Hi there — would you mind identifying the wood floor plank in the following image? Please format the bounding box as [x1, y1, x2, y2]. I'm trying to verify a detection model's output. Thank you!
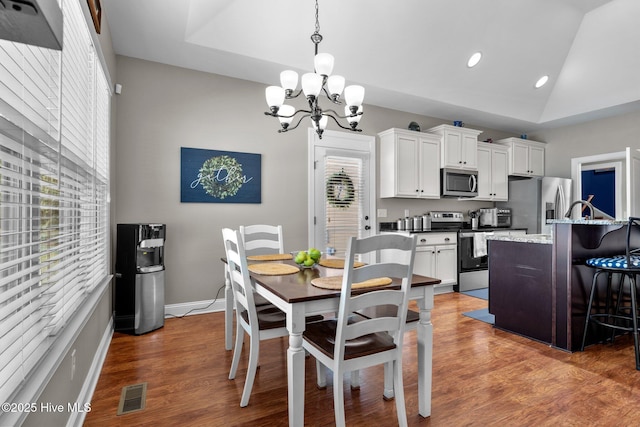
[85, 293, 640, 426]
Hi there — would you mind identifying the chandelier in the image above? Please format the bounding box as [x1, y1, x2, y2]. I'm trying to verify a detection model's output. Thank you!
[264, 0, 364, 139]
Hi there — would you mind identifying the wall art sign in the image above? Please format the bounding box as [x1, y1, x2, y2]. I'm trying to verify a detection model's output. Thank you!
[87, 0, 102, 34]
[180, 147, 261, 203]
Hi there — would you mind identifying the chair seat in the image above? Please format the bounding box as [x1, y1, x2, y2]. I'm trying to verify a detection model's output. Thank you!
[356, 306, 419, 324]
[240, 306, 323, 330]
[303, 319, 396, 360]
[586, 255, 640, 269]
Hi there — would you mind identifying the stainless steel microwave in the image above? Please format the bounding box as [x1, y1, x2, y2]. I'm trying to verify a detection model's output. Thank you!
[440, 168, 478, 198]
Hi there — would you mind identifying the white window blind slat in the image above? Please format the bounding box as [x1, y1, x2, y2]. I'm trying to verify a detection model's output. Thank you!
[0, 0, 110, 409]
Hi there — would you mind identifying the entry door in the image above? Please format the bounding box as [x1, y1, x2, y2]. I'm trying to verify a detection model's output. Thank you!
[309, 129, 376, 263]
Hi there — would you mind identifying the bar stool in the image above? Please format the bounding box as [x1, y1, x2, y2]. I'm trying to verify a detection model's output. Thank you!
[580, 217, 640, 370]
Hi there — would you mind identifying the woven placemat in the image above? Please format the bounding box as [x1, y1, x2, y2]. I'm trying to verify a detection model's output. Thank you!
[311, 276, 392, 290]
[247, 253, 293, 261]
[248, 263, 299, 276]
[318, 259, 365, 269]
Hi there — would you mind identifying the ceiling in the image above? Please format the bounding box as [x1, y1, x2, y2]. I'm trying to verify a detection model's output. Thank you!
[103, 0, 640, 133]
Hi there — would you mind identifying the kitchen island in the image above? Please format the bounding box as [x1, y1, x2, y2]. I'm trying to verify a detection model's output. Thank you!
[488, 219, 632, 351]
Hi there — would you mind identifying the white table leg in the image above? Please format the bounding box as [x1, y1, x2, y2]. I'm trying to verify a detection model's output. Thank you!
[224, 264, 234, 350]
[416, 286, 434, 417]
[287, 308, 306, 427]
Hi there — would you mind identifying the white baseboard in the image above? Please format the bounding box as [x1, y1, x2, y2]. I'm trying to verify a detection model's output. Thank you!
[165, 298, 226, 318]
[69, 317, 113, 427]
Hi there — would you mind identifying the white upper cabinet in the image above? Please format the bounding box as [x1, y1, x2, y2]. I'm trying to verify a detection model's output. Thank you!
[475, 142, 508, 201]
[495, 137, 546, 177]
[379, 128, 441, 199]
[427, 124, 482, 170]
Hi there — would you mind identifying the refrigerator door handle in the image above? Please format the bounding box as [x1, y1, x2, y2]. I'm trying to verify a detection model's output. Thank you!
[556, 185, 566, 219]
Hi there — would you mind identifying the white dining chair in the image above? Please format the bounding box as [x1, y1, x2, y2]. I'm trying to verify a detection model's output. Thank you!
[239, 224, 285, 256]
[302, 233, 417, 427]
[222, 228, 289, 407]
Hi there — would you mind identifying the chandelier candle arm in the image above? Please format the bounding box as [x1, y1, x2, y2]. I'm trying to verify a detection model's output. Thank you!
[263, 0, 365, 139]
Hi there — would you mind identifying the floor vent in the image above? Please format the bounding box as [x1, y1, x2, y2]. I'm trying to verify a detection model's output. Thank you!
[117, 382, 147, 415]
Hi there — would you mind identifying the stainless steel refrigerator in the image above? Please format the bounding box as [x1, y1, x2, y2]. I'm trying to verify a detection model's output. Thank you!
[497, 177, 571, 235]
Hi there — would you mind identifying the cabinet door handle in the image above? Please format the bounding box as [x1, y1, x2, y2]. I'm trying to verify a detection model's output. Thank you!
[444, 237, 450, 242]
[420, 239, 427, 243]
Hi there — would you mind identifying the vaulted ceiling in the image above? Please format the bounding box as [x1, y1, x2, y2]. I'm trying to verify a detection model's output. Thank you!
[103, 0, 640, 133]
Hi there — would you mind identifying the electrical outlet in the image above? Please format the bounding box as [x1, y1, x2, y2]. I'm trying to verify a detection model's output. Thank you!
[377, 208, 387, 218]
[71, 349, 76, 380]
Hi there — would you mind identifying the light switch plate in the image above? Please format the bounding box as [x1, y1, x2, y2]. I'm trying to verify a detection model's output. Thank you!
[377, 209, 387, 218]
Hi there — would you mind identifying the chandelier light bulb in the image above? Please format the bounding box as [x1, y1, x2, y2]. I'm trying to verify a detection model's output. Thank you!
[314, 53, 334, 76]
[265, 86, 285, 109]
[278, 105, 295, 126]
[327, 75, 345, 98]
[280, 70, 299, 92]
[344, 85, 365, 108]
[301, 73, 323, 97]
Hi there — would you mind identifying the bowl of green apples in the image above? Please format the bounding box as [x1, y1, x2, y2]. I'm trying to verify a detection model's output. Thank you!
[292, 248, 322, 269]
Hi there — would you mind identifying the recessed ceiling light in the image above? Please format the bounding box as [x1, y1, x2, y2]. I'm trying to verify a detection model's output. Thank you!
[535, 75, 549, 88]
[467, 52, 482, 68]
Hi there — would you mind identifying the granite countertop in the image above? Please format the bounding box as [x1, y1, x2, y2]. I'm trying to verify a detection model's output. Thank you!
[547, 219, 627, 225]
[487, 233, 553, 244]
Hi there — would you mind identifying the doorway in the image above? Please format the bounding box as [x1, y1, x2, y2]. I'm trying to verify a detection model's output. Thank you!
[308, 129, 376, 263]
[581, 162, 619, 218]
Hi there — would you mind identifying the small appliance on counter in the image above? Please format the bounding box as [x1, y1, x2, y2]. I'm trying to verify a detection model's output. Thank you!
[478, 208, 512, 228]
[389, 213, 433, 232]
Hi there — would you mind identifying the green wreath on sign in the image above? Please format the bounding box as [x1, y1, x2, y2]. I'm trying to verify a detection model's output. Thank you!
[199, 155, 243, 199]
[326, 170, 355, 208]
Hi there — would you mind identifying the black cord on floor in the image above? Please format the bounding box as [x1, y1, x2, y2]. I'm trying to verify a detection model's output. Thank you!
[165, 284, 225, 319]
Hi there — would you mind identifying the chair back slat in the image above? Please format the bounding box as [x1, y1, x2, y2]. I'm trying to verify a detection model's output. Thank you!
[239, 224, 285, 256]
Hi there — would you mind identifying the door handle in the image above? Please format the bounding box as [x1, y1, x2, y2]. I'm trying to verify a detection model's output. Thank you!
[364, 225, 371, 230]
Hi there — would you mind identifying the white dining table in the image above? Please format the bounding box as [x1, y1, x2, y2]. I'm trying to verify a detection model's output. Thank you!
[234, 260, 439, 427]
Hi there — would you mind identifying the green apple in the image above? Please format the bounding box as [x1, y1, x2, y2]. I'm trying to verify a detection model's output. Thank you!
[303, 256, 316, 267]
[308, 248, 321, 261]
[295, 251, 307, 264]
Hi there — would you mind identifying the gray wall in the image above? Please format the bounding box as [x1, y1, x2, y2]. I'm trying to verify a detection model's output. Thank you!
[531, 111, 640, 177]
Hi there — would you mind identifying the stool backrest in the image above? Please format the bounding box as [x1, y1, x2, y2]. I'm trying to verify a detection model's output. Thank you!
[626, 217, 640, 267]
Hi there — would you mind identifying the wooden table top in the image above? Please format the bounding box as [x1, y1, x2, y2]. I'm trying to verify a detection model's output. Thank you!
[244, 259, 440, 304]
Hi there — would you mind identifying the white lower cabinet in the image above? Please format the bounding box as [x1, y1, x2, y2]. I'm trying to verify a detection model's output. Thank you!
[413, 233, 457, 294]
[379, 232, 457, 294]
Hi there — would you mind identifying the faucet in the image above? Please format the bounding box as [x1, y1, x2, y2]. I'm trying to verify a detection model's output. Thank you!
[564, 200, 595, 219]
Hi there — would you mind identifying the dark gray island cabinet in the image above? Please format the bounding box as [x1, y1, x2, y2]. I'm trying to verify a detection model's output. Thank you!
[488, 220, 633, 352]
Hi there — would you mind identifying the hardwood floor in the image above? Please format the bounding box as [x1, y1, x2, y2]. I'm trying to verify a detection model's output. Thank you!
[85, 292, 640, 426]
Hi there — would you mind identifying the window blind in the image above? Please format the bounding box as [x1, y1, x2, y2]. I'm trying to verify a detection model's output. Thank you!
[0, 0, 110, 406]
[323, 156, 364, 259]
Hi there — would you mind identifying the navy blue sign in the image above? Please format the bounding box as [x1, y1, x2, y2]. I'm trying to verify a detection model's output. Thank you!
[181, 147, 261, 203]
